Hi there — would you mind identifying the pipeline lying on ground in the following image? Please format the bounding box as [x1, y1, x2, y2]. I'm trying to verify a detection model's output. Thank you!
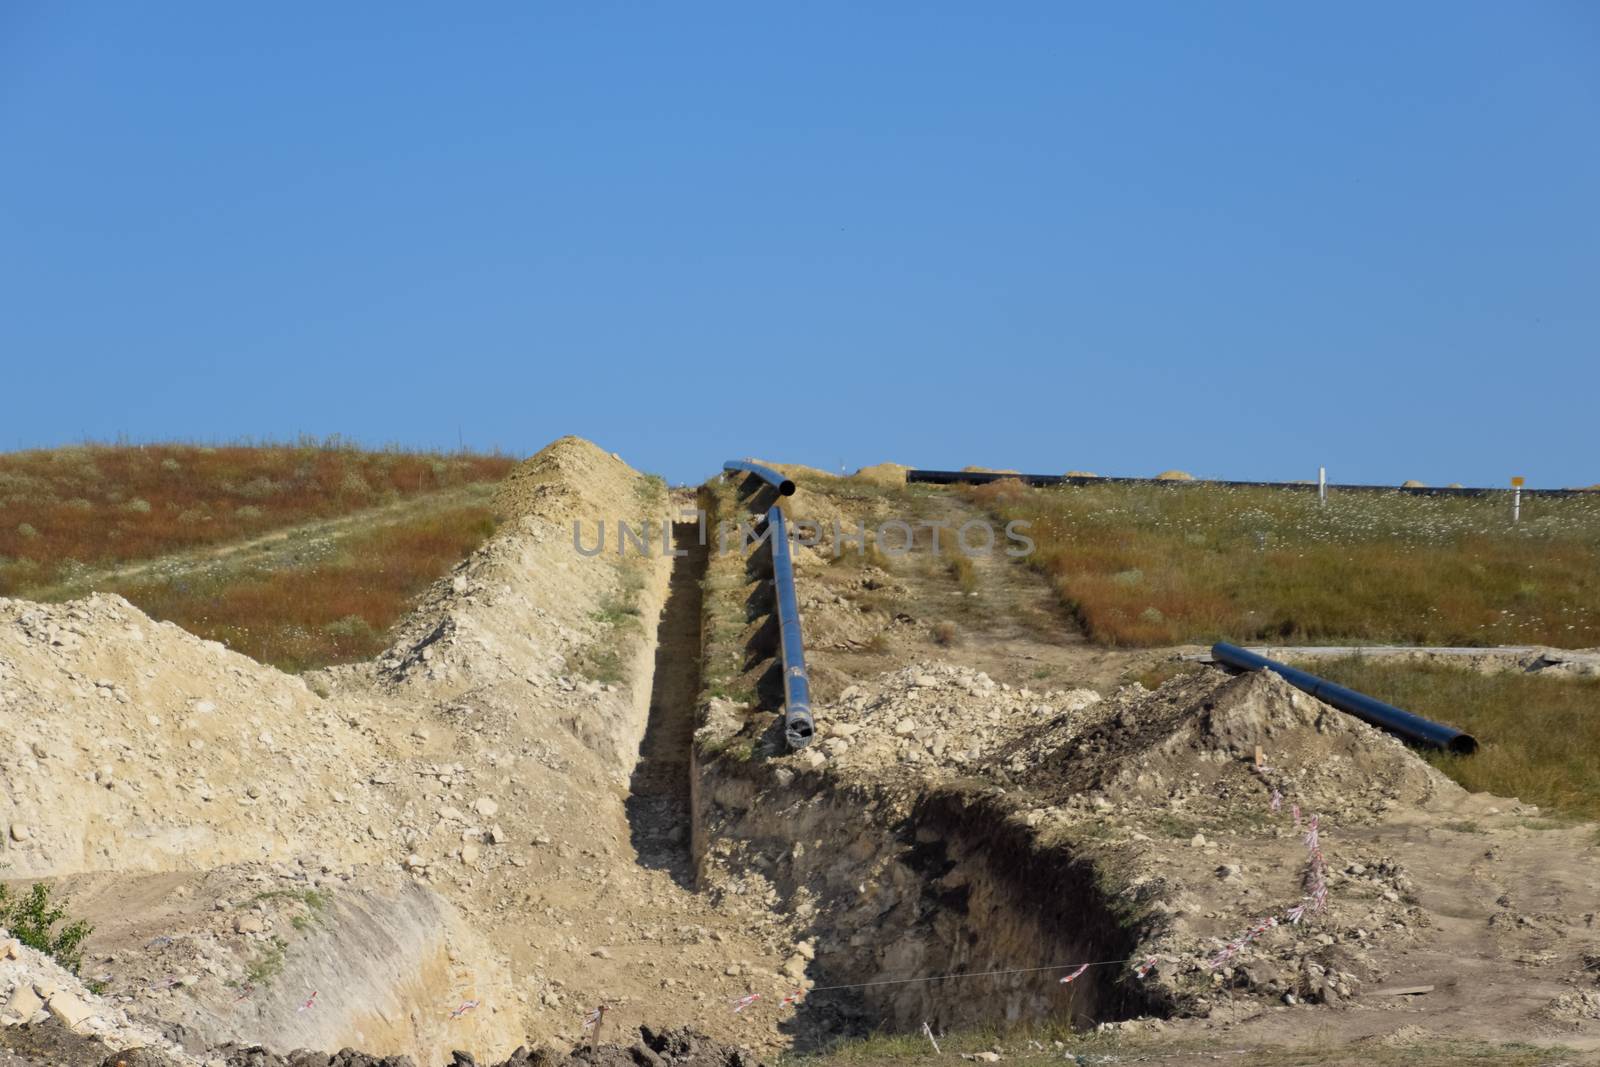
[1211, 642, 1478, 754]
[765, 505, 815, 750]
[722, 459, 813, 750]
[908, 469, 1582, 498]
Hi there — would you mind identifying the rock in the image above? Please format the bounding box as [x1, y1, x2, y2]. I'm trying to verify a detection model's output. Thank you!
[45, 990, 94, 1029]
[473, 798, 499, 819]
[1190, 833, 1207, 848]
[461, 843, 481, 865]
[8, 824, 30, 842]
[0, 940, 19, 960]
[5, 982, 43, 1019]
[894, 718, 918, 736]
[830, 723, 860, 739]
[487, 825, 506, 845]
[404, 853, 427, 871]
[592, 947, 613, 959]
[234, 915, 265, 935]
[800, 749, 826, 769]
[913, 674, 939, 688]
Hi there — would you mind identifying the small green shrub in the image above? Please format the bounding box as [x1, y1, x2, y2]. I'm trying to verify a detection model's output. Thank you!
[0, 882, 93, 974]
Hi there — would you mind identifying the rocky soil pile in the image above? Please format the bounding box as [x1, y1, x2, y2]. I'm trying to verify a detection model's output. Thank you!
[1, 437, 802, 1065]
[799, 661, 1103, 778]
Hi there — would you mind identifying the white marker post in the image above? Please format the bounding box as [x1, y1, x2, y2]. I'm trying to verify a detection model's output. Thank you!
[1511, 476, 1524, 523]
[1318, 466, 1327, 507]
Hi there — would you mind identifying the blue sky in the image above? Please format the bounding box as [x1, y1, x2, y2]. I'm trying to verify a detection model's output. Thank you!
[2, 3, 1596, 487]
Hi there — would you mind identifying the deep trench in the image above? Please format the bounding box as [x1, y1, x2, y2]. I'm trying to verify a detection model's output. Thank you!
[616, 481, 1152, 1041]
[626, 521, 708, 888]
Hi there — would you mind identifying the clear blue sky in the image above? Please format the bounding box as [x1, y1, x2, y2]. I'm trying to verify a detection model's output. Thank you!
[3, 4, 1596, 487]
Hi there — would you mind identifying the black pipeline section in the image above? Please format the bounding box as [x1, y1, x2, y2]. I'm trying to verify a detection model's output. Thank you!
[722, 460, 813, 750]
[1212, 642, 1478, 754]
[908, 469, 1582, 499]
[723, 460, 797, 497]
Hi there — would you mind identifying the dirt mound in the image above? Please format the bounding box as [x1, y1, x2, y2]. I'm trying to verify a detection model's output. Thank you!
[492, 437, 645, 525]
[741, 459, 835, 481]
[850, 463, 907, 487]
[0, 593, 396, 878]
[1063, 470, 1098, 478]
[1153, 470, 1193, 481]
[358, 436, 660, 726]
[805, 661, 1102, 782]
[1011, 670, 1459, 820]
[1401, 479, 1427, 488]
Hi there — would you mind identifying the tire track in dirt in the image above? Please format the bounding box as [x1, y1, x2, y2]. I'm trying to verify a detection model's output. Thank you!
[28, 483, 497, 600]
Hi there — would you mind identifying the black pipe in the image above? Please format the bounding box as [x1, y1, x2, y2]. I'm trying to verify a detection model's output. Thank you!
[1212, 642, 1478, 754]
[766, 505, 814, 750]
[723, 458, 813, 749]
[723, 460, 797, 496]
[907, 469, 1584, 498]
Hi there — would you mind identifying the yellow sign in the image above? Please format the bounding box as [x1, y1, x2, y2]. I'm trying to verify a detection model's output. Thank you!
[1511, 476, 1525, 487]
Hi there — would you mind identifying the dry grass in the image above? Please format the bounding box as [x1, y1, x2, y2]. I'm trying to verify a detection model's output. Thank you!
[968, 479, 1600, 648]
[1310, 658, 1600, 820]
[0, 441, 515, 672]
[99, 503, 501, 673]
[0, 439, 514, 596]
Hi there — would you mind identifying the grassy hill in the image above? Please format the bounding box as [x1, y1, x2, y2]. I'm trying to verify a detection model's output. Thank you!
[969, 478, 1600, 648]
[0, 440, 515, 670]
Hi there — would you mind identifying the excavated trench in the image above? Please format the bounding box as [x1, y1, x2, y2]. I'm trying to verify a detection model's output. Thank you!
[692, 761, 1155, 1045]
[627, 520, 708, 888]
[661, 483, 1156, 1045]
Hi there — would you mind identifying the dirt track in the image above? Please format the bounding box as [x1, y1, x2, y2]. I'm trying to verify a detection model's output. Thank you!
[26, 483, 499, 602]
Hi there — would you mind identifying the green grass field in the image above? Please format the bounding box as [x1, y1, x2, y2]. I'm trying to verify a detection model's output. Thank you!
[969, 479, 1600, 648]
[1310, 657, 1600, 820]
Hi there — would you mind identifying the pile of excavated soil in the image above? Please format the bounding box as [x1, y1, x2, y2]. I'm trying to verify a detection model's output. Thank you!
[848, 463, 907, 487]
[0, 593, 397, 879]
[491, 437, 645, 526]
[2, 437, 805, 1065]
[796, 661, 1103, 780]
